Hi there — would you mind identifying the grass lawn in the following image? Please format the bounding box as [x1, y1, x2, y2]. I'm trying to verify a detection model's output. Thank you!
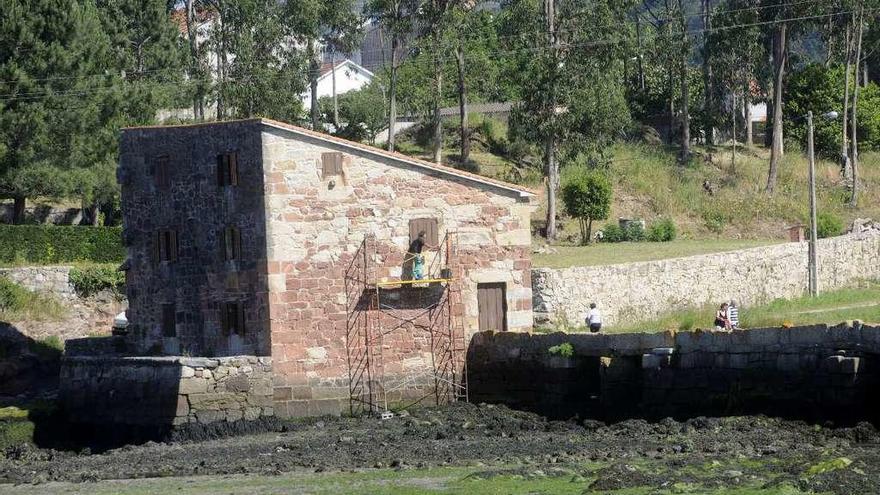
[606, 280, 880, 333]
[2, 464, 823, 495]
[533, 239, 780, 268]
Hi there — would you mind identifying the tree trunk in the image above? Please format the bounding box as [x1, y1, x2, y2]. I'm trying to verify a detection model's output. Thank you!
[456, 45, 470, 164]
[432, 35, 443, 164]
[387, 36, 399, 152]
[702, 0, 714, 146]
[731, 90, 737, 173]
[331, 51, 339, 128]
[851, 6, 864, 207]
[842, 19, 852, 179]
[215, 0, 226, 120]
[636, 17, 645, 91]
[767, 23, 787, 193]
[679, 39, 690, 163]
[12, 196, 25, 225]
[744, 84, 753, 146]
[308, 39, 320, 130]
[185, 0, 203, 121]
[586, 218, 593, 246]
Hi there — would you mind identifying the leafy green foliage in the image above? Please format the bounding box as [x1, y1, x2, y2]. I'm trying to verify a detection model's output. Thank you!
[647, 219, 677, 242]
[0, 277, 66, 322]
[69, 264, 125, 298]
[321, 82, 387, 144]
[0, 226, 124, 264]
[815, 212, 844, 239]
[601, 223, 625, 243]
[547, 342, 574, 358]
[623, 222, 646, 242]
[785, 64, 847, 158]
[561, 170, 612, 245]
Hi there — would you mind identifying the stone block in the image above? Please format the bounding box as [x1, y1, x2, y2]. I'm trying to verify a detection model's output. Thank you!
[225, 374, 251, 393]
[244, 407, 263, 421]
[179, 377, 209, 394]
[180, 366, 196, 378]
[776, 354, 801, 372]
[194, 410, 226, 424]
[175, 395, 190, 417]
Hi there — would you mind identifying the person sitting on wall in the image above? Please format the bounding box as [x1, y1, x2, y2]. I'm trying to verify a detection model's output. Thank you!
[728, 300, 740, 330]
[407, 231, 437, 280]
[714, 302, 732, 331]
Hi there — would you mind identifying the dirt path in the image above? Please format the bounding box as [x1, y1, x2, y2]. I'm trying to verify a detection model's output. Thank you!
[2, 403, 880, 494]
[795, 302, 880, 315]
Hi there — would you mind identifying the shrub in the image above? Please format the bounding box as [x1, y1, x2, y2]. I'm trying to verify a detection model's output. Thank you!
[702, 211, 726, 234]
[548, 342, 574, 358]
[601, 223, 625, 243]
[815, 211, 844, 239]
[647, 218, 677, 242]
[0, 226, 124, 264]
[623, 222, 646, 242]
[0, 277, 65, 321]
[69, 264, 125, 298]
[0, 277, 30, 313]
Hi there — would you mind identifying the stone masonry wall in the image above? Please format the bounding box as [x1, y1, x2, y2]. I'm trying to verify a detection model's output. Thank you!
[119, 121, 271, 357]
[533, 232, 880, 327]
[60, 355, 273, 427]
[260, 123, 535, 417]
[0, 266, 75, 299]
[468, 323, 880, 422]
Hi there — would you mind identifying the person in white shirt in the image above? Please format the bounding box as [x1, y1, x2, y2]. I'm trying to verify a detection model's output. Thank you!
[586, 303, 602, 333]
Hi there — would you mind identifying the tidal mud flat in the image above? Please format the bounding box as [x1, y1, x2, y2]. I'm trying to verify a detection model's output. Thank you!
[2, 403, 880, 494]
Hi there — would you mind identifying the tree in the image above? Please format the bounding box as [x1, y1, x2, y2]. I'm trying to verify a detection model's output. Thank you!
[561, 170, 612, 245]
[364, 0, 419, 152]
[321, 81, 387, 143]
[322, 0, 363, 128]
[0, 0, 119, 224]
[502, 0, 633, 240]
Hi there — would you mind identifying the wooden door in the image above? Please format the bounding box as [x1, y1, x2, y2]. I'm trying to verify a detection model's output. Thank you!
[477, 283, 507, 332]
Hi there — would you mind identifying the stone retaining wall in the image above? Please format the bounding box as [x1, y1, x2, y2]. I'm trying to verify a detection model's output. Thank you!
[533, 232, 880, 327]
[60, 355, 273, 428]
[467, 323, 880, 422]
[0, 266, 75, 299]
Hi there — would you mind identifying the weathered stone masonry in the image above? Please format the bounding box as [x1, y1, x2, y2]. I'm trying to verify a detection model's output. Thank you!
[533, 232, 880, 327]
[468, 323, 880, 422]
[109, 118, 536, 419]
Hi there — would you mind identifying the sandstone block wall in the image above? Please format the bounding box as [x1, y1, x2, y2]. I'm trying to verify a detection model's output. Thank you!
[0, 266, 75, 299]
[60, 355, 273, 427]
[259, 123, 534, 417]
[533, 232, 880, 327]
[468, 324, 880, 421]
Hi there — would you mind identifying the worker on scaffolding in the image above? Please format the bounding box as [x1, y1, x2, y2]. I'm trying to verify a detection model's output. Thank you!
[407, 230, 437, 280]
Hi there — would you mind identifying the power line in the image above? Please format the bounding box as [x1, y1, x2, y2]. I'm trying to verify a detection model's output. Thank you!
[0, 6, 872, 103]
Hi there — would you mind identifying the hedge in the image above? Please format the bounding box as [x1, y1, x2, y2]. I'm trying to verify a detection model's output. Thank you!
[0, 226, 124, 264]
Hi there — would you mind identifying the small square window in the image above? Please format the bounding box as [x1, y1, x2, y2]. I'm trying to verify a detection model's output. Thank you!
[220, 301, 245, 335]
[321, 152, 344, 177]
[154, 229, 178, 262]
[154, 155, 170, 188]
[217, 152, 239, 186]
[223, 226, 242, 261]
[409, 218, 439, 246]
[162, 303, 176, 337]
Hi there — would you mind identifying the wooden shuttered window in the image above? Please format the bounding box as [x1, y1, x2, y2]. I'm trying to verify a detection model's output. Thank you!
[154, 229, 179, 262]
[321, 152, 344, 177]
[217, 152, 239, 186]
[409, 218, 439, 246]
[223, 226, 242, 261]
[161, 303, 176, 337]
[220, 301, 245, 336]
[154, 155, 171, 188]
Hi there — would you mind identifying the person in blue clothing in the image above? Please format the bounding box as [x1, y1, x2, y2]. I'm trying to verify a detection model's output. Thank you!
[407, 231, 436, 280]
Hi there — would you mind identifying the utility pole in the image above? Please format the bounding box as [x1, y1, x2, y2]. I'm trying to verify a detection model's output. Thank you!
[806, 111, 818, 297]
[544, 0, 559, 239]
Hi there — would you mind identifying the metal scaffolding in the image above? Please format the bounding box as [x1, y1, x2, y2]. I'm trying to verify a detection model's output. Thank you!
[344, 232, 468, 416]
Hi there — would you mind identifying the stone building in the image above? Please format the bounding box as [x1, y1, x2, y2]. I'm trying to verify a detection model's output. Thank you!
[117, 118, 535, 416]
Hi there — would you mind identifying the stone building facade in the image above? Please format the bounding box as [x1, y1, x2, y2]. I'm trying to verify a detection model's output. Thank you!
[118, 118, 535, 416]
